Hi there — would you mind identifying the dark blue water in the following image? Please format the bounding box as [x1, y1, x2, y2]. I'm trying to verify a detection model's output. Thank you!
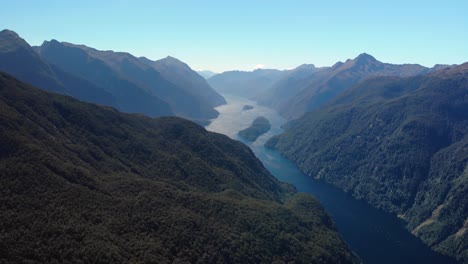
[206, 95, 457, 264]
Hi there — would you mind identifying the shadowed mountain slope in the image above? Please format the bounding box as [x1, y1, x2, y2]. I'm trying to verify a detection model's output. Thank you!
[0, 29, 118, 109]
[259, 53, 430, 119]
[141, 55, 226, 118]
[36, 39, 174, 117]
[37, 40, 225, 121]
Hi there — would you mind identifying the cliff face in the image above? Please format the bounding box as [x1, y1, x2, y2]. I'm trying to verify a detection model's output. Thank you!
[0, 72, 358, 263]
[267, 64, 468, 262]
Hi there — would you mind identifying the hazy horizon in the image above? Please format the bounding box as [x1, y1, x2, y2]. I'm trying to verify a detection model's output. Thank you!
[2, 0, 467, 72]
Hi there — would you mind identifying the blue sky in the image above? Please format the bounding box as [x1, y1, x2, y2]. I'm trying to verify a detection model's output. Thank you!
[1, 0, 467, 72]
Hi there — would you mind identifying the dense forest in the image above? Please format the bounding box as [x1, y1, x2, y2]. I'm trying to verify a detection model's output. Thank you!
[238, 116, 272, 142]
[266, 64, 468, 263]
[0, 72, 359, 263]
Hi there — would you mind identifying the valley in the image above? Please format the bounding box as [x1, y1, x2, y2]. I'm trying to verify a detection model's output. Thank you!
[1, 2, 467, 261]
[206, 94, 458, 264]
[0, 73, 358, 263]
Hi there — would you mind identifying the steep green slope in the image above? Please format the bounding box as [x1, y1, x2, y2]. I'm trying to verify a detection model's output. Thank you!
[0, 72, 358, 263]
[266, 64, 468, 263]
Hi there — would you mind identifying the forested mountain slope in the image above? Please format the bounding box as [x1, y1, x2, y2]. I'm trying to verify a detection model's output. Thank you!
[267, 64, 468, 262]
[0, 72, 358, 263]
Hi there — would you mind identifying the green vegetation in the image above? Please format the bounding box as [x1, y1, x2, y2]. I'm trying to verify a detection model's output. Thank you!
[0, 72, 358, 263]
[238, 116, 272, 142]
[266, 64, 468, 263]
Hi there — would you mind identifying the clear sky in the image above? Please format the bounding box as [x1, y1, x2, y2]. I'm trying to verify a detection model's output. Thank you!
[1, 0, 467, 72]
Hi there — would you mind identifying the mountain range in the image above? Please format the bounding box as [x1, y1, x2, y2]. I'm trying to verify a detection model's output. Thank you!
[140, 55, 226, 119]
[206, 54, 447, 120]
[208, 68, 289, 98]
[254, 64, 324, 111]
[197, 70, 218, 79]
[2, 27, 465, 263]
[0, 71, 358, 263]
[266, 63, 468, 263]
[0, 29, 225, 124]
[258, 53, 438, 119]
[0, 29, 120, 110]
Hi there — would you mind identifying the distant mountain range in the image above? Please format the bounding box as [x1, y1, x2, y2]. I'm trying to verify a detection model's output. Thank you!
[0, 29, 119, 110]
[197, 70, 218, 79]
[254, 64, 324, 111]
[0, 71, 359, 263]
[140, 56, 226, 119]
[208, 53, 452, 120]
[0, 29, 225, 123]
[258, 53, 446, 119]
[208, 68, 289, 98]
[266, 63, 468, 263]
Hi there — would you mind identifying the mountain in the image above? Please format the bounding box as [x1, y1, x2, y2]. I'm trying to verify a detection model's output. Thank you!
[208, 68, 289, 98]
[0, 29, 118, 109]
[140, 56, 226, 117]
[259, 53, 430, 119]
[35, 39, 173, 118]
[197, 70, 218, 79]
[266, 63, 468, 263]
[0, 71, 358, 263]
[37, 40, 224, 122]
[255, 64, 325, 110]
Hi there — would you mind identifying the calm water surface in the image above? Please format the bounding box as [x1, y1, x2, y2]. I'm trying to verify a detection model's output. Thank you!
[206, 94, 457, 264]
